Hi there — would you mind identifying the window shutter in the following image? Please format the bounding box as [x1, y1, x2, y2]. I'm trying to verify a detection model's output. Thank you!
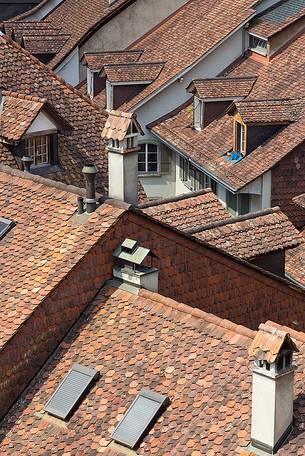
[160, 145, 172, 174]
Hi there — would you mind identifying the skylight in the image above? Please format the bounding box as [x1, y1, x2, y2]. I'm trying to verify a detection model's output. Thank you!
[44, 364, 99, 420]
[0, 217, 15, 240]
[112, 389, 169, 449]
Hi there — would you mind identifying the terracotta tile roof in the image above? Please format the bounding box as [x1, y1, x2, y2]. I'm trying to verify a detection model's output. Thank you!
[139, 189, 230, 231]
[0, 284, 258, 454]
[118, 0, 256, 110]
[102, 110, 143, 141]
[21, 34, 70, 55]
[190, 207, 302, 259]
[249, 322, 298, 363]
[285, 229, 305, 287]
[1, 21, 62, 42]
[103, 62, 165, 84]
[0, 91, 45, 142]
[151, 32, 305, 191]
[82, 50, 143, 71]
[0, 165, 126, 351]
[232, 98, 304, 124]
[248, 0, 305, 38]
[0, 34, 110, 193]
[293, 193, 305, 210]
[187, 76, 257, 100]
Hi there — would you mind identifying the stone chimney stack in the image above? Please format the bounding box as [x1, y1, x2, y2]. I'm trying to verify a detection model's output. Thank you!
[101, 110, 144, 205]
[249, 324, 298, 454]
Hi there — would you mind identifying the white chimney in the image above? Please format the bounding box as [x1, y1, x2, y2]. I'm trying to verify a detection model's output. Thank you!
[101, 110, 144, 205]
[249, 324, 298, 454]
[113, 238, 158, 292]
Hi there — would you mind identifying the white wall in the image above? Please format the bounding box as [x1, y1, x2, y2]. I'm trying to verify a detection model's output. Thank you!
[26, 110, 57, 134]
[55, 46, 80, 87]
[136, 28, 245, 139]
[24, 0, 65, 19]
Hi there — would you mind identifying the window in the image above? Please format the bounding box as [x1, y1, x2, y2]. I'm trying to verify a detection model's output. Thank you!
[226, 191, 249, 216]
[44, 364, 99, 421]
[249, 34, 268, 55]
[179, 156, 216, 192]
[111, 139, 120, 149]
[138, 144, 159, 174]
[236, 122, 246, 154]
[25, 135, 50, 166]
[126, 123, 138, 149]
[112, 389, 169, 449]
[106, 80, 113, 110]
[0, 216, 15, 240]
[194, 96, 203, 130]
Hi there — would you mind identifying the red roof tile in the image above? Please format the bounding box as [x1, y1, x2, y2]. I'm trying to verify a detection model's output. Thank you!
[21, 34, 70, 55]
[232, 98, 304, 124]
[188, 76, 257, 100]
[103, 62, 164, 84]
[139, 189, 230, 231]
[82, 50, 143, 71]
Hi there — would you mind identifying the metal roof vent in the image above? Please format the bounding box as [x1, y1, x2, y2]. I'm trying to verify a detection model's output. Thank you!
[113, 238, 158, 292]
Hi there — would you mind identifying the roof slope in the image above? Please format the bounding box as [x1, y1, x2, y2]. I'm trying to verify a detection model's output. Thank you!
[189, 76, 257, 100]
[139, 189, 230, 231]
[0, 34, 109, 192]
[0, 165, 125, 350]
[119, 0, 256, 110]
[2, 285, 305, 454]
[191, 207, 302, 259]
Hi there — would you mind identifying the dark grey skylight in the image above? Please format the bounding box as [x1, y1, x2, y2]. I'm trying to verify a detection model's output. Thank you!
[44, 364, 99, 420]
[112, 389, 169, 449]
[0, 216, 15, 240]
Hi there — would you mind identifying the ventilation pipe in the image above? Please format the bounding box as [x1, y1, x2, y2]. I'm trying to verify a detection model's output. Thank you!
[82, 163, 98, 213]
[21, 155, 33, 172]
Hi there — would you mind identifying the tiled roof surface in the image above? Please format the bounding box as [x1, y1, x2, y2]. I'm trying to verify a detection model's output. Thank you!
[293, 193, 305, 210]
[3, 285, 305, 454]
[103, 62, 164, 84]
[0, 165, 125, 350]
[189, 76, 257, 100]
[191, 207, 302, 259]
[233, 98, 303, 124]
[285, 230, 305, 287]
[37, 0, 132, 69]
[21, 34, 70, 55]
[139, 189, 230, 231]
[249, 0, 305, 38]
[1, 21, 62, 42]
[151, 31, 305, 190]
[83, 50, 143, 71]
[119, 0, 256, 110]
[0, 34, 109, 192]
[249, 323, 298, 363]
[0, 91, 45, 142]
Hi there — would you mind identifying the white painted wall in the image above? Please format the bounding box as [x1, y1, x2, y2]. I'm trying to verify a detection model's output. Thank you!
[262, 171, 272, 209]
[55, 46, 80, 87]
[24, 0, 65, 19]
[26, 110, 57, 134]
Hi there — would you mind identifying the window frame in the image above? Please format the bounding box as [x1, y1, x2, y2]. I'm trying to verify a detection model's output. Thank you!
[194, 95, 203, 131]
[138, 143, 160, 175]
[179, 155, 216, 192]
[249, 33, 268, 56]
[235, 121, 247, 155]
[24, 134, 51, 167]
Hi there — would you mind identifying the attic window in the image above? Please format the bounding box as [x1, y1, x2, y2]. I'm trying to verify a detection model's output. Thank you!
[0, 217, 15, 240]
[112, 389, 169, 449]
[249, 34, 268, 55]
[44, 364, 99, 420]
[25, 135, 50, 166]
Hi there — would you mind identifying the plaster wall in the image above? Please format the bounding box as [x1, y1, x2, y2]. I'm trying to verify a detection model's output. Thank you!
[108, 149, 138, 205]
[55, 46, 80, 87]
[26, 111, 57, 134]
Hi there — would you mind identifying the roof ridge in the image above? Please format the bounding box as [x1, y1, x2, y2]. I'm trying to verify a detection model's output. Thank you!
[0, 164, 89, 197]
[104, 61, 165, 68]
[2, 90, 46, 103]
[138, 188, 213, 209]
[185, 206, 281, 234]
[193, 75, 258, 82]
[10, 0, 54, 20]
[139, 288, 255, 341]
[265, 320, 305, 344]
[83, 49, 144, 56]
[236, 97, 305, 104]
[0, 34, 105, 115]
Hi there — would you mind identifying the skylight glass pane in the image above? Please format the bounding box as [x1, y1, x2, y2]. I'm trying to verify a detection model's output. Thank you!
[0, 217, 15, 240]
[44, 364, 98, 420]
[112, 389, 169, 449]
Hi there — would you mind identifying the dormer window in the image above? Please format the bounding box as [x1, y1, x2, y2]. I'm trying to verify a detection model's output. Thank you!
[25, 135, 50, 166]
[194, 96, 203, 131]
[235, 121, 246, 155]
[249, 34, 268, 55]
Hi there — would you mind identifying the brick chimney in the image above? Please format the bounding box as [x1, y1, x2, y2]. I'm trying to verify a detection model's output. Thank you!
[101, 110, 144, 205]
[249, 324, 298, 453]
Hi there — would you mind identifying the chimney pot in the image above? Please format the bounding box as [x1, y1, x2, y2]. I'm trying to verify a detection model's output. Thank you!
[21, 155, 33, 172]
[82, 163, 98, 213]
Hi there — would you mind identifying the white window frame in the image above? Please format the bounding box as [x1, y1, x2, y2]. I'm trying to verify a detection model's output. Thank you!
[138, 143, 160, 175]
[179, 156, 214, 192]
[249, 33, 268, 56]
[236, 122, 246, 154]
[106, 80, 113, 111]
[194, 96, 203, 131]
[24, 134, 50, 167]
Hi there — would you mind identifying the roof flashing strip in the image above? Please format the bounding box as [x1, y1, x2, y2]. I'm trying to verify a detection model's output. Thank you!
[44, 364, 99, 421]
[112, 389, 169, 449]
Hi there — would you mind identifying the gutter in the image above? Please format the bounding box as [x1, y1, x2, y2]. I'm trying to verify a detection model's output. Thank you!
[129, 11, 256, 112]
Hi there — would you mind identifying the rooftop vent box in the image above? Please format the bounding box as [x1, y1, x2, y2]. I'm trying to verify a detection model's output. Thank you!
[113, 238, 158, 292]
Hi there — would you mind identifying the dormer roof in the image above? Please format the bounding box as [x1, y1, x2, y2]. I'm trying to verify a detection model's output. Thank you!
[101, 62, 165, 84]
[227, 98, 304, 124]
[101, 110, 143, 141]
[21, 34, 70, 55]
[82, 50, 143, 71]
[249, 323, 298, 363]
[186, 76, 257, 100]
[1, 21, 62, 43]
[0, 90, 72, 143]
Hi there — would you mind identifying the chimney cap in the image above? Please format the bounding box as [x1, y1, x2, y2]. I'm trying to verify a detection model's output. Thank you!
[82, 163, 98, 175]
[113, 238, 157, 266]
